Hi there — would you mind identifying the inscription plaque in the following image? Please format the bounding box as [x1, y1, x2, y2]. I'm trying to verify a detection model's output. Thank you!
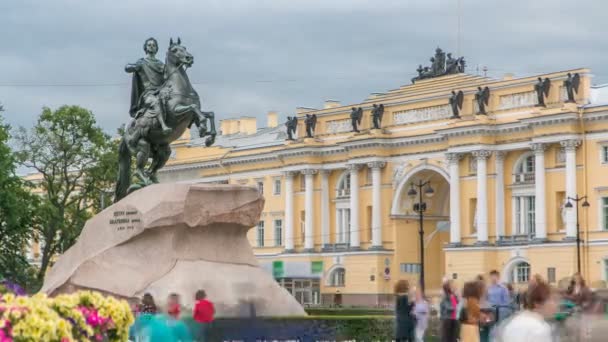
[109, 209, 142, 232]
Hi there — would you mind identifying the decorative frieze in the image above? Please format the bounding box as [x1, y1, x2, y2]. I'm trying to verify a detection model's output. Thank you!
[393, 105, 452, 125]
[498, 91, 536, 110]
[326, 119, 351, 134]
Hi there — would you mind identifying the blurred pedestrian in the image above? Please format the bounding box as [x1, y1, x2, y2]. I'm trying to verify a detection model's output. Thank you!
[394, 280, 415, 342]
[167, 293, 181, 319]
[412, 286, 429, 342]
[141, 293, 158, 314]
[498, 279, 557, 341]
[565, 273, 593, 311]
[129, 293, 158, 340]
[440, 280, 459, 342]
[193, 289, 215, 341]
[460, 281, 482, 342]
[487, 270, 510, 320]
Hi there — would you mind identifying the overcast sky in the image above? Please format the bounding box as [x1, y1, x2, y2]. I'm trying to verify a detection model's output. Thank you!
[1, 0, 607, 134]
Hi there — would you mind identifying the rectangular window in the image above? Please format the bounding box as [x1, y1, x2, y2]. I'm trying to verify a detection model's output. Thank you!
[400, 263, 421, 274]
[273, 179, 281, 195]
[257, 181, 264, 195]
[605, 260, 608, 281]
[556, 149, 566, 165]
[603, 198, 608, 231]
[366, 205, 372, 240]
[469, 156, 477, 174]
[257, 221, 265, 247]
[470, 198, 477, 233]
[336, 208, 351, 244]
[300, 211, 305, 244]
[602, 146, 608, 164]
[547, 267, 556, 283]
[274, 219, 283, 246]
[300, 175, 305, 191]
[365, 168, 372, 186]
[515, 196, 536, 236]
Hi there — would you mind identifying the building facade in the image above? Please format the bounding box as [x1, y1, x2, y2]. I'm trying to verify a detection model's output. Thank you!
[159, 69, 608, 306]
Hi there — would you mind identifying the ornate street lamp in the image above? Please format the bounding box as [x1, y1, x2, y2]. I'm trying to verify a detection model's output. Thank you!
[408, 180, 435, 293]
[565, 195, 590, 274]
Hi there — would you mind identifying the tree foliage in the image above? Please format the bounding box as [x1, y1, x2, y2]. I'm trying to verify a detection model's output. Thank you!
[14, 105, 117, 282]
[0, 105, 39, 288]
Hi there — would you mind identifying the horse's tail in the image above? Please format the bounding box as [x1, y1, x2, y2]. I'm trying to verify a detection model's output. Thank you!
[114, 138, 131, 203]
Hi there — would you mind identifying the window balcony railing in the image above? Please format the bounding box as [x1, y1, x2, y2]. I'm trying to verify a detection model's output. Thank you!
[496, 234, 535, 246]
[336, 188, 351, 198]
[322, 243, 350, 252]
[513, 172, 535, 184]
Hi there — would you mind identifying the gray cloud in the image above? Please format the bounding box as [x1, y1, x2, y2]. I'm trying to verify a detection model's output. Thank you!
[1, 0, 607, 132]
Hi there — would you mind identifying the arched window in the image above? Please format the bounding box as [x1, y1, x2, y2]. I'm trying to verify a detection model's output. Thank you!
[329, 267, 346, 287]
[336, 173, 351, 198]
[514, 153, 535, 183]
[512, 262, 530, 283]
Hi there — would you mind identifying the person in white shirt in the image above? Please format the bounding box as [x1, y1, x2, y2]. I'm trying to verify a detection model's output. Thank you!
[498, 278, 558, 342]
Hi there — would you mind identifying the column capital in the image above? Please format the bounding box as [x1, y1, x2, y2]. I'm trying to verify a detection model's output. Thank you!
[445, 152, 463, 163]
[346, 163, 363, 171]
[282, 170, 297, 177]
[472, 150, 492, 160]
[494, 151, 506, 161]
[367, 161, 386, 169]
[301, 169, 318, 175]
[531, 143, 548, 154]
[560, 139, 581, 152]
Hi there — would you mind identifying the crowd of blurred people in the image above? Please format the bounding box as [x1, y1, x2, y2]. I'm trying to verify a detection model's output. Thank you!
[128, 289, 215, 342]
[394, 271, 606, 342]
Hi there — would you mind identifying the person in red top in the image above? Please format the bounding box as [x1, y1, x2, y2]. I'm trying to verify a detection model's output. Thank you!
[167, 293, 181, 319]
[193, 289, 215, 323]
[193, 290, 214, 341]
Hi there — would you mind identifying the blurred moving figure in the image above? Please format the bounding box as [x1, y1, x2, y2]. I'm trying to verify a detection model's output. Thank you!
[498, 278, 557, 341]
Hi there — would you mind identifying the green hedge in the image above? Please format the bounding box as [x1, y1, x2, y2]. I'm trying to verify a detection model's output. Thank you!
[305, 307, 394, 316]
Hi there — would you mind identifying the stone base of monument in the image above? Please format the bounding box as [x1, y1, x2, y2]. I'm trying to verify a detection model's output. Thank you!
[41, 183, 305, 317]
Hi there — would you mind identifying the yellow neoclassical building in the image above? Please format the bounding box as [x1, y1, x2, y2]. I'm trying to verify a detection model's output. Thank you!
[158, 66, 608, 306]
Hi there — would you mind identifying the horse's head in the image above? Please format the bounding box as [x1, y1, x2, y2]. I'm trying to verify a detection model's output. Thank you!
[166, 37, 193, 68]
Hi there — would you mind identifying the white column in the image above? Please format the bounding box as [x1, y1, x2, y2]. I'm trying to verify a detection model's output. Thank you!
[320, 170, 330, 247]
[302, 169, 317, 251]
[561, 140, 581, 239]
[495, 151, 506, 240]
[532, 143, 547, 241]
[348, 164, 361, 249]
[446, 153, 463, 245]
[473, 150, 491, 244]
[368, 161, 386, 249]
[283, 171, 295, 252]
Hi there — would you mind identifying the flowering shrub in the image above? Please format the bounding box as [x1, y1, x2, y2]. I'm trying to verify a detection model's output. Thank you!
[0, 281, 26, 297]
[0, 290, 134, 342]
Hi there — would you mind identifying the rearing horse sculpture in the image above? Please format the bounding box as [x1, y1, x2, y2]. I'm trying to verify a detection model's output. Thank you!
[114, 38, 216, 202]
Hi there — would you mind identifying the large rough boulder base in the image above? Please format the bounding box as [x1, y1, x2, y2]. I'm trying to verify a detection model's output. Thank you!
[41, 183, 305, 317]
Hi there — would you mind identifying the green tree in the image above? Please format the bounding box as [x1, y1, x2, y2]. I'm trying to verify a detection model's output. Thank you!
[0, 104, 39, 287]
[14, 105, 117, 282]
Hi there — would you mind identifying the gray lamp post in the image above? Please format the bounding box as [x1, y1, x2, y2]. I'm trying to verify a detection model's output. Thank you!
[565, 195, 590, 274]
[408, 180, 435, 293]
